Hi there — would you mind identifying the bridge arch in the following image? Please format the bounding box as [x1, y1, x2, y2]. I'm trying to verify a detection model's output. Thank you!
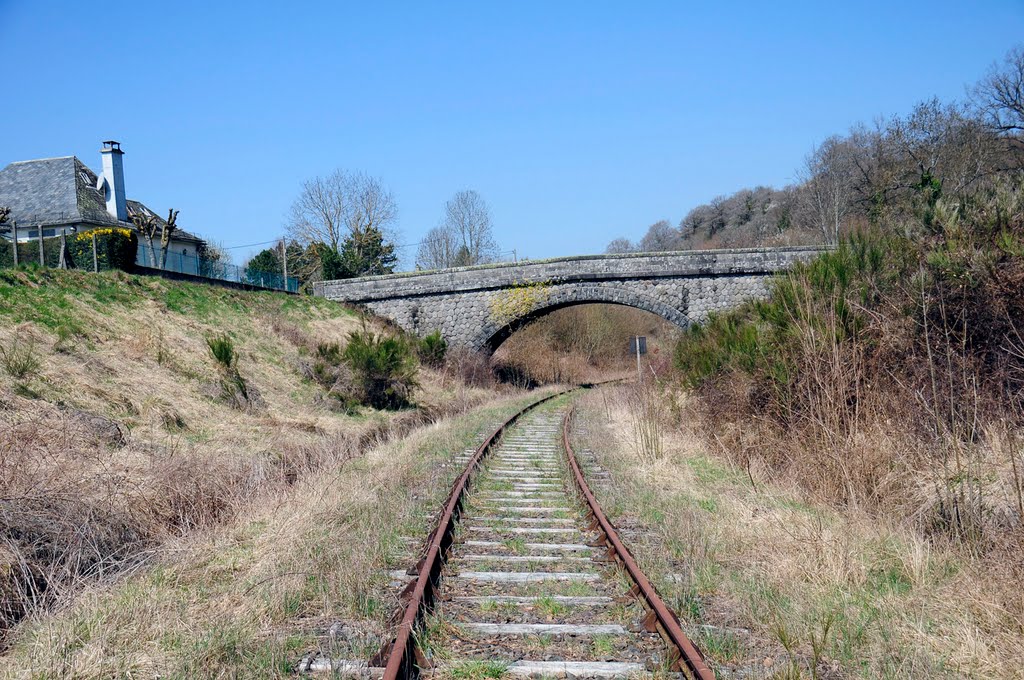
[471, 283, 691, 353]
[314, 247, 823, 352]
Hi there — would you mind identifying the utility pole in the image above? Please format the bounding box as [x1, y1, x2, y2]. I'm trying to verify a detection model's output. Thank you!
[37, 223, 44, 266]
[11, 221, 17, 266]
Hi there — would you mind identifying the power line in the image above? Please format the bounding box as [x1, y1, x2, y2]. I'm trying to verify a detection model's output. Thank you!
[220, 238, 283, 250]
[217, 236, 522, 261]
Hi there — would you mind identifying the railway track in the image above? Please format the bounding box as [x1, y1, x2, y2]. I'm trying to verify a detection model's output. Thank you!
[372, 394, 713, 679]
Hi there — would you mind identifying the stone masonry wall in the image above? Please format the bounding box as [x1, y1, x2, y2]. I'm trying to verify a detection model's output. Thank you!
[314, 247, 822, 352]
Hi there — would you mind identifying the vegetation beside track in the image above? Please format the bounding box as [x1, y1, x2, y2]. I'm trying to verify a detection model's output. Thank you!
[0, 267, 546, 676]
[574, 384, 1024, 678]
[2, 387, 558, 678]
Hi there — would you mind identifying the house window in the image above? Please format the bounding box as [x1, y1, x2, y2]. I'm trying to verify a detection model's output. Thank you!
[43, 229, 56, 238]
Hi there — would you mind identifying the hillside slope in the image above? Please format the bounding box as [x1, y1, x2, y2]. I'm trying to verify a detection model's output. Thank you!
[0, 268, 513, 675]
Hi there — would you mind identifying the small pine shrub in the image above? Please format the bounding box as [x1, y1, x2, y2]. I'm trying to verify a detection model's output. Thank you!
[303, 341, 360, 412]
[417, 330, 448, 367]
[205, 334, 260, 410]
[343, 330, 418, 410]
[316, 342, 344, 364]
[206, 335, 237, 370]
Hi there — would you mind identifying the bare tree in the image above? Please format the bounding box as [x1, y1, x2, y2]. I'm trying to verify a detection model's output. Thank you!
[287, 170, 398, 251]
[605, 237, 636, 254]
[802, 136, 855, 245]
[200, 240, 232, 278]
[973, 45, 1024, 135]
[0, 206, 10, 246]
[415, 190, 498, 269]
[159, 209, 179, 270]
[679, 205, 710, 240]
[416, 224, 460, 269]
[443, 190, 498, 264]
[707, 196, 728, 235]
[132, 211, 160, 267]
[638, 219, 683, 251]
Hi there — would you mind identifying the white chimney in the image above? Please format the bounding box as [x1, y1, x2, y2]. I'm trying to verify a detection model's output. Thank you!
[99, 140, 127, 221]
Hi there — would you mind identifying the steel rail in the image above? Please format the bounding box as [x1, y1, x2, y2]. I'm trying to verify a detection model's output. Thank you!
[561, 406, 716, 680]
[378, 389, 569, 680]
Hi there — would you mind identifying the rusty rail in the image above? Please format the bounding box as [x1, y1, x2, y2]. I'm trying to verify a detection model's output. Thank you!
[378, 389, 569, 680]
[561, 406, 715, 680]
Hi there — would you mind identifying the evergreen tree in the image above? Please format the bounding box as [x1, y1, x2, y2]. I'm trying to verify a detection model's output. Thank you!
[336, 225, 397, 277]
[245, 247, 281, 274]
[319, 244, 347, 280]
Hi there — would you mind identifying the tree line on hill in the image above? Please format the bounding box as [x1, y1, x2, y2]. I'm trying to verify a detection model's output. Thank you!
[244, 172, 502, 292]
[608, 46, 1024, 253]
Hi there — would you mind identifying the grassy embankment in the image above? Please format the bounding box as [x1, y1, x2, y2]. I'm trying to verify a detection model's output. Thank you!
[0, 267, 536, 677]
[577, 385, 1022, 678]
[572, 178, 1024, 678]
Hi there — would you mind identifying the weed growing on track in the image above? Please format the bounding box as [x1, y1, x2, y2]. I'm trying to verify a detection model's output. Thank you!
[442, 659, 509, 679]
[534, 596, 568, 618]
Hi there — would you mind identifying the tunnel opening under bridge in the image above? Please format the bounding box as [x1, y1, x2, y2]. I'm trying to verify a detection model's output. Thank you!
[488, 301, 685, 387]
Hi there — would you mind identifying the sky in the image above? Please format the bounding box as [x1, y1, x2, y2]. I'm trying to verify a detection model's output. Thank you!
[1, 1, 1023, 268]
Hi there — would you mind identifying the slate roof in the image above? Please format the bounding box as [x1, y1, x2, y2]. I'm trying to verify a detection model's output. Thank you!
[125, 200, 205, 245]
[0, 156, 206, 246]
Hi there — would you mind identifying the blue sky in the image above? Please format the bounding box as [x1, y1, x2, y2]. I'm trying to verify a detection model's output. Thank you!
[1, 1, 1022, 267]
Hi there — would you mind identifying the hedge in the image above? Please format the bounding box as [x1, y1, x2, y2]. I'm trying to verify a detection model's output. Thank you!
[0, 227, 138, 272]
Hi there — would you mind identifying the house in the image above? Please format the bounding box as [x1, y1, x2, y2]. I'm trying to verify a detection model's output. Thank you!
[0, 141, 207, 273]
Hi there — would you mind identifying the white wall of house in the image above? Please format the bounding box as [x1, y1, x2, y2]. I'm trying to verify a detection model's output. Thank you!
[136, 238, 203, 275]
[9, 224, 78, 242]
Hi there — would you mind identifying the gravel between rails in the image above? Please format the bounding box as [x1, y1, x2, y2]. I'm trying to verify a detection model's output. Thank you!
[430, 410, 666, 678]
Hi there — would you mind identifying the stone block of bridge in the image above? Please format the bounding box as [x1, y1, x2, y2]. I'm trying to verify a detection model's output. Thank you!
[314, 247, 823, 353]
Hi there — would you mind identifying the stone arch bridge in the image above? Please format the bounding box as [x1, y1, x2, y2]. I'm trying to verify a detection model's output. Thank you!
[314, 247, 823, 353]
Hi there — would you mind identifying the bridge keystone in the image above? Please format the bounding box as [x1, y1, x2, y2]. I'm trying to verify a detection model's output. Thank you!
[314, 247, 823, 353]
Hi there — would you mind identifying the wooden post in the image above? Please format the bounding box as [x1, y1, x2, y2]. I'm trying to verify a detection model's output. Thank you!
[38, 225, 44, 266]
[58, 231, 68, 269]
[92, 233, 99, 272]
[635, 335, 642, 380]
[281, 240, 288, 291]
[10, 221, 17, 266]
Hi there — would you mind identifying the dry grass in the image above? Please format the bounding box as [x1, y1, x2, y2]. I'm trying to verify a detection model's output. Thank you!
[1, 389, 547, 678]
[0, 268, 518, 676]
[493, 304, 680, 386]
[575, 385, 1024, 679]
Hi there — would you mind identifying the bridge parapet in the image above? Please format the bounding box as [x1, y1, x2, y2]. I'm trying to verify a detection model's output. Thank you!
[314, 246, 825, 352]
[315, 246, 823, 303]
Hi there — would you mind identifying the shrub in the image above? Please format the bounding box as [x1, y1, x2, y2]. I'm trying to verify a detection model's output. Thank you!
[206, 334, 261, 411]
[206, 334, 237, 369]
[343, 330, 418, 409]
[0, 329, 40, 380]
[444, 347, 496, 388]
[305, 341, 360, 412]
[316, 341, 344, 365]
[71, 228, 138, 271]
[417, 330, 448, 367]
[0, 228, 138, 271]
[672, 180, 1024, 544]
